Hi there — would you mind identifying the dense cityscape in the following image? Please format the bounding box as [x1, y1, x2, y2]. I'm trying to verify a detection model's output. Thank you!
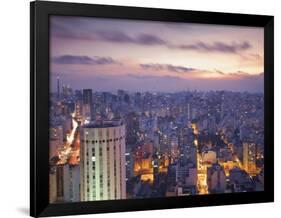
[49, 78, 264, 203]
[49, 16, 264, 203]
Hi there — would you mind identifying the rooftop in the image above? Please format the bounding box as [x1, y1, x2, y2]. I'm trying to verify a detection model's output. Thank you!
[83, 120, 123, 128]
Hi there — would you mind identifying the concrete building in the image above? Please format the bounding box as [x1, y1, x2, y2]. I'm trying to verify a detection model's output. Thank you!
[49, 125, 63, 159]
[82, 89, 93, 118]
[49, 172, 57, 203]
[52, 164, 80, 203]
[207, 163, 226, 193]
[243, 142, 257, 175]
[176, 162, 197, 187]
[229, 167, 254, 192]
[202, 150, 217, 164]
[62, 164, 80, 202]
[80, 120, 126, 201]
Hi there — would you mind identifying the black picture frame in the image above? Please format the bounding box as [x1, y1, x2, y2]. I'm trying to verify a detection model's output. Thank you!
[30, 1, 274, 217]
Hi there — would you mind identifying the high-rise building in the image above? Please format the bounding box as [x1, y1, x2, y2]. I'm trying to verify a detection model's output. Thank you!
[180, 144, 197, 165]
[83, 89, 93, 118]
[49, 171, 57, 203]
[125, 147, 134, 181]
[187, 103, 191, 121]
[176, 162, 197, 187]
[83, 89, 93, 105]
[243, 142, 257, 175]
[170, 136, 179, 162]
[207, 163, 226, 193]
[57, 77, 60, 99]
[80, 120, 126, 201]
[62, 164, 80, 202]
[82, 104, 91, 121]
[49, 125, 63, 159]
[229, 167, 254, 192]
[53, 164, 80, 203]
[62, 84, 73, 97]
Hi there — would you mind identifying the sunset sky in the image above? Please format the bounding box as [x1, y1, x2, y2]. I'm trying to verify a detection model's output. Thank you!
[50, 16, 264, 92]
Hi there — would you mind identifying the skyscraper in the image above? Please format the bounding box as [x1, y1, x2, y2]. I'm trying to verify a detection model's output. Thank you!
[64, 164, 80, 202]
[52, 164, 80, 203]
[207, 163, 226, 193]
[80, 120, 126, 201]
[57, 77, 60, 99]
[49, 125, 63, 159]
[83, 89, 93, 106]
[83, 89, 93, 119]
[243, 142, 257, 175]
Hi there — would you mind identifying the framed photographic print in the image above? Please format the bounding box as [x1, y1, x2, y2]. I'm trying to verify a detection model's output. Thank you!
[30, 1, 274, 217]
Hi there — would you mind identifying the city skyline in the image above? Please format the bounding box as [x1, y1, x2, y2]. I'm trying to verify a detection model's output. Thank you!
[49, 87, 264, 202]
[50, 16, 264, 92]
[49, 16, 264, 203]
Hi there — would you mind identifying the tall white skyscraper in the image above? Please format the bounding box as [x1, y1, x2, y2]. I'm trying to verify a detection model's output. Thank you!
[80, 120, 126, 201]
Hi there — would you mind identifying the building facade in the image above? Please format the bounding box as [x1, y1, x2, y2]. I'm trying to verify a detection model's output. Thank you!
[207, 163, 226, 193]
[49, 125, 63, 159]
[80, 121, 126, 201]
[243, 142, 257, 175]
[49, 164, 80, 203]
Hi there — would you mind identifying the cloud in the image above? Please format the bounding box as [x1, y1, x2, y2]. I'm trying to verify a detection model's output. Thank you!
[176, 41, 251, 53]
[126, 73, 180, 80]
[228, 71, 264, 80]
[166, 65, 195, 73]
[135, 34, 166, 45]
[140, 64, 263, 81]
[94, 31, 167, 46]
[51, 19, 251, 54]
[51, 17, 253, 55]
[244, 53, 263, 61]
[238, 53, 263, 67]
[94, 31, 134, 43]
[51, 22, 94, 41]
[214, 69, 226, 75]
[140, 63, 195, 73]
[52, 21, 168, 46]
[140, 63, 165, 71]
[214, 70, 264, 80]
[52, 55, 119, 65]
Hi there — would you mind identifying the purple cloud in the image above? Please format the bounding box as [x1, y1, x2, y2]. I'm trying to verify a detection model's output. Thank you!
[51, 17, 252, 55]
[135, 34, 166, 45]
[52, 55, 119, 65]
[214, 69, 226, 75]
[126, 73, 181, 80]
[166, 64, 195, 73]
[228, 71, 263, 79]
[95, 31, 167, 45]
[214, 70, 264, 80]
[177, 41, 251, 53]
[95, 31, 134, 43]
[140, 63, 165, 71]
[140, 63, 195, 73]
[51, 19, 168, 46]
[51, 22, 94, 41]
